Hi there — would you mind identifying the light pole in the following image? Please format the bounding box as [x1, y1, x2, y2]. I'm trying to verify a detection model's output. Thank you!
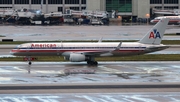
[146, 13, 150, 25]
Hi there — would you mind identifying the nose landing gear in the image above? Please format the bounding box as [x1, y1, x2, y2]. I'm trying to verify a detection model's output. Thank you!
[28, 61, 32, 65]
[23, 57, 37, 65]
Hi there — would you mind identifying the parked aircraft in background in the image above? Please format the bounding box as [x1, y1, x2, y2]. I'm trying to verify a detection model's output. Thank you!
[151, 16, 180, 24]
[153, 9, 180, 15]
[10, 18, 170, 65]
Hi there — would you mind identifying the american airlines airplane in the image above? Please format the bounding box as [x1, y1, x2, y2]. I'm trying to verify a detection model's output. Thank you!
[10, 18, 170, 65]
[151, 16, 180, 24]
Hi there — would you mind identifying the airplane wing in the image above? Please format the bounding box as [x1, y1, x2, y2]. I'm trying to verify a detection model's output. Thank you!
[73, 50, 111, 56]
[69, 42, 122, 56]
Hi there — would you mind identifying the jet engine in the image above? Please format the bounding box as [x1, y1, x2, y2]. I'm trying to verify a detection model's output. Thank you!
[69, 53, 86, 62]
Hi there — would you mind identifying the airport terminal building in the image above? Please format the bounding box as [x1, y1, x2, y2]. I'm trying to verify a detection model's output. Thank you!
[0, 0, 180, 19]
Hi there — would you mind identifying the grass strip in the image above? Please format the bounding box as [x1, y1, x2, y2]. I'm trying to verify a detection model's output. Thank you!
[1, 54, 180, 61]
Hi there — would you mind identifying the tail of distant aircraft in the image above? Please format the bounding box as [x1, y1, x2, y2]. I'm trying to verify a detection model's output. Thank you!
[139, 18, 169, 45]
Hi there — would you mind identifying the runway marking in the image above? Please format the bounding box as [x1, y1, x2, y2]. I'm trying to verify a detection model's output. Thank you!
[0, 61, 180, 84]
[0, 93, 180, 102]
[97, 66, 121, 74]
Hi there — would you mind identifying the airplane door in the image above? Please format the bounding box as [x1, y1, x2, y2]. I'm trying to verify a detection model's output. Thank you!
[26, 46, 30, 53]
[139, 44, 142, 54]
[57, 42, 63, 55]
[57, 48, 60, 55]
[57, 45, 60, 55]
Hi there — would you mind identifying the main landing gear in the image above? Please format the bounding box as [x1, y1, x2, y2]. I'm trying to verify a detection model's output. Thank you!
[87, 61, 98, 66]
[86, 56, 98, 66]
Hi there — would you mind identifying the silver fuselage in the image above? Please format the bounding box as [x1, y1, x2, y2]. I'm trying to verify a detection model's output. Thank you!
[10, 42, 169, 57]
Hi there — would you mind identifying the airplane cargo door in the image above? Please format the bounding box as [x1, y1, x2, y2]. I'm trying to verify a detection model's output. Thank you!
[138, 44, 142, 54]
[26, 46, 30, 55]
[57, 42, 63, 55]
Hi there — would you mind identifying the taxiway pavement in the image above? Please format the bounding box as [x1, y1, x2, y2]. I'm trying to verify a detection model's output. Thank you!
[0, 25, 180, 41]
[0, 61, 180, 101]
[0, 61, 180, 84]
[0, 92, 179, 102]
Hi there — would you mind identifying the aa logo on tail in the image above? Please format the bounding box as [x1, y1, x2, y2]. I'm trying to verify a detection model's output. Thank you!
[149, 29, 161, 39]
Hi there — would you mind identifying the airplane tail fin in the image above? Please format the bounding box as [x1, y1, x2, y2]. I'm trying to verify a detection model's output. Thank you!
[138, 18, 169, 45]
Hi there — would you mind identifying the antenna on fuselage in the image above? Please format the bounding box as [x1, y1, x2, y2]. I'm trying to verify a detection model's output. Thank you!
[98, 37, 103, 43]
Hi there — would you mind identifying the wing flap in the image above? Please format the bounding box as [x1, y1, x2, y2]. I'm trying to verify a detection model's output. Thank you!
[75, 50, 110, 56]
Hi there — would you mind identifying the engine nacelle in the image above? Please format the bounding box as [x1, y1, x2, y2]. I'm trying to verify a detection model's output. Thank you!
[69, 53, 86, 62]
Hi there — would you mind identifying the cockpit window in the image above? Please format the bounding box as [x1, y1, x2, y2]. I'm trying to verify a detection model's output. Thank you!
[14, 45, 21, 49]
[155, 18, 160, 20]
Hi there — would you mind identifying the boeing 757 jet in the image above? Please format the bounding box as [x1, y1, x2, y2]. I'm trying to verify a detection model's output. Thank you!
[10, 18, 170, 65]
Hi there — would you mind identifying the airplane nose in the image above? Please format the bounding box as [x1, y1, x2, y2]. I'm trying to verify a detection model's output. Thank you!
[9, 50, 15, 55]
[9, 51, 13, 55]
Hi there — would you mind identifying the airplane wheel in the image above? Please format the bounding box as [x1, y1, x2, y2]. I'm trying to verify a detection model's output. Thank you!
[87, 61, 91, 65]
[94, 61, 98, 65]
[90, 61, 94, 65]
[87, 61, 98, 66]
[29, 62, 32, 65]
